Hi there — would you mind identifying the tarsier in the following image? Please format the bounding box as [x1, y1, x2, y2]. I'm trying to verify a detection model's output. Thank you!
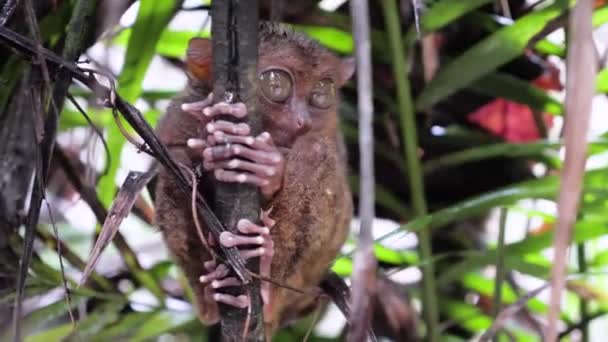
[154, 23, 354, 336]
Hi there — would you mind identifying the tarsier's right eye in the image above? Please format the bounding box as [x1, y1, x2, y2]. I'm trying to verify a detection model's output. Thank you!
[260, 69, 292, 103]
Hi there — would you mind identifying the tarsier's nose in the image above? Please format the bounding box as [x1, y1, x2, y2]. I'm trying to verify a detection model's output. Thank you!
[296, 111, 312, 134]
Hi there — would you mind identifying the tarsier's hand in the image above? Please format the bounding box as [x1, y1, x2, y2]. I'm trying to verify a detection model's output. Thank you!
[199, 210, 276, 310]
[182, 96, 285, 201]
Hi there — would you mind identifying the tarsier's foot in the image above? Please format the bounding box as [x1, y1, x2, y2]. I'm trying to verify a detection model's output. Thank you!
[199, 211, 276, 309]
[182, 99, 285, 200]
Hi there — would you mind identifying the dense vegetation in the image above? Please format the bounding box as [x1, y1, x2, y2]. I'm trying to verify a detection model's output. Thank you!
[1, 0, 608, 340]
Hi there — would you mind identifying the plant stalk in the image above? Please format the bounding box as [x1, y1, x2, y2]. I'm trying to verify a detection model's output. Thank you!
[380, 0, 439, 340]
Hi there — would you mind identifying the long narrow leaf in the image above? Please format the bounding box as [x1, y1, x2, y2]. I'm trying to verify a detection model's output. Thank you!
[415, 2, 570, 111]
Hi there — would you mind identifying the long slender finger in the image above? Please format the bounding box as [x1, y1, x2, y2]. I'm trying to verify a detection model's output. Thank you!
[207, 132, 255, 147]
[203, 144, 281, 164]
[181, 94, 213, 115]
[237, 219, 270, 235]
[204, 159, 279, 178]
[203, 102, 247, 119]
[253, 132, 277, 151]
[260, 209, 276, 228]
[206, 121, 250, 136]
[240, 247, 267, 260]
[219, 231, 264, 248]
[187, 138, 207, 155]
[211, 277, 241, 289]
[199, 264, 229, 283]
[214, 169, 269, 187]
[213, 293, 249, 308]
[203, 260, 216, 271]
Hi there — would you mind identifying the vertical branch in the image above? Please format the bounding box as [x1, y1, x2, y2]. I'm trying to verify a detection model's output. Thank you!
[546, 0, 596, 340]
[347, 0, 377, 341]
[380, 0, 439, 340]
[211, 1, 264, 340]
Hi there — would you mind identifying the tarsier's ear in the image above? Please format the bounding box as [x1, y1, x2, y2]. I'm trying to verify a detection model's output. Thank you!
[186, 38, 213, 82]
[338, 57, 356, 86]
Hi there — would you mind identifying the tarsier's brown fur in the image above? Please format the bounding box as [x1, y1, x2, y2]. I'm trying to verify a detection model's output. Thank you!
[154, 23, 353, 336]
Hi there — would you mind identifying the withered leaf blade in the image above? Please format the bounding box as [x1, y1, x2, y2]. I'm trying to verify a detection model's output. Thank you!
[80, 170, 155, 287]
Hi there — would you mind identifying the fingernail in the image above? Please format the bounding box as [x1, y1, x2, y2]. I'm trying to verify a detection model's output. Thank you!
[211, 280, 219, 288]
[199, 275, 208, 283]
[256, 236, 264, 244]
[245, 137, 254, 145]
[206, 123, 215, 132]
[203, 108, 211, 116]
[181, 103, 192, 111]
[237, 174, 247, 183]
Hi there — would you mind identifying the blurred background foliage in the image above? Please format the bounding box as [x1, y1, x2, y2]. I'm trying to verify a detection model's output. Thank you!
[1, 0, 608, 341]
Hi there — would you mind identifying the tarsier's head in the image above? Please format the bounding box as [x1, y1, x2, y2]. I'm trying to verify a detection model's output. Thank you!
[185, 22, 355, 147]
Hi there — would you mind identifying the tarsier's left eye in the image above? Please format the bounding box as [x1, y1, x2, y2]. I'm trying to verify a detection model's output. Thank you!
[310, 79, 335, 109]
[260, 69, 292, 103]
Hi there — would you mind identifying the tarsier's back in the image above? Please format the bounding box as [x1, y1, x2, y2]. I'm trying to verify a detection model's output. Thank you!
[154, 22, 354, 337]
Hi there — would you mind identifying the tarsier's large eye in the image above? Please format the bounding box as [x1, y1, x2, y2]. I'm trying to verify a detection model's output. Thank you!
[310, 79, 336, 109]
[260, 69, 292, 103]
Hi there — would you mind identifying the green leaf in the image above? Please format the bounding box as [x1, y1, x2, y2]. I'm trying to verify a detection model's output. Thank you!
[469, 72, 563, 115]
[128, 310, 197, 341]
[598, 68, 608, 94]
[113, 29, 209, 58]
[2, 297, 83, 341]
[415, 0, 494, 36]
[423, 140, 562, 174]
[293, 25, 353, 54]
[592, 5, 608, 27]
[25, 324, 73, 342]
[331, 256, 352, 276]
[415, 2, 570, 111]
[439, 218, 608, 283]
[93, 312, 156, 341]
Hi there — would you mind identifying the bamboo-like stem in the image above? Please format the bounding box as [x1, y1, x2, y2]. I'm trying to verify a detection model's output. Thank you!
[347, 0, 377, 340]
[492, 208, 508, 341]
[380, 1, 438, 340]
[577, 242, 589, 342]
[546, 0, 596, 340]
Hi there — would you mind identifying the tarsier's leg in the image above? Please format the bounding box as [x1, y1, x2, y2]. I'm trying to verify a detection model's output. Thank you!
[182, 99, 283, 311]
[199, 212, 275, 308]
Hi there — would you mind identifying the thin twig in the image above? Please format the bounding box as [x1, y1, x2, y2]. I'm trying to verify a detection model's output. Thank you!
[0, 0, 19, 26]
[547, 0, 596, 340]
[66, 92, 112, 175]
[479, 283, 551, 342]
[178, 163, 218, 261]
[348, 0, 377, 341]
[42, 198, 76, 326]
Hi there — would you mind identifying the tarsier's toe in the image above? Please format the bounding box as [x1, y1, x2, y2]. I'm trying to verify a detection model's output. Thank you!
[214, 293, 249, 309]
[199, 263, 228, 284]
